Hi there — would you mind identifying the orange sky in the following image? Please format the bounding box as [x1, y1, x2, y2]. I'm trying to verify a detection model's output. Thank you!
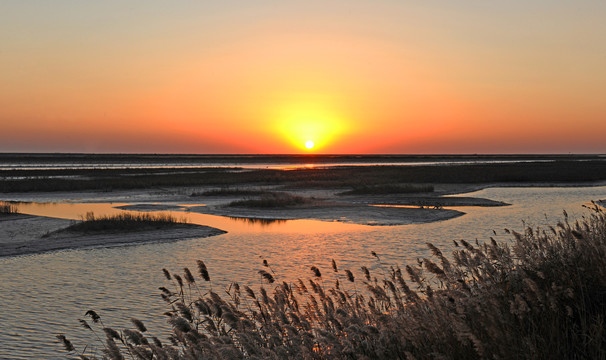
[1, 1, 605, 154]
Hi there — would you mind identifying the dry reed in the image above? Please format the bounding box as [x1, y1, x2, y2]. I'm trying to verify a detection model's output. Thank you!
[59, 204, 606, 359]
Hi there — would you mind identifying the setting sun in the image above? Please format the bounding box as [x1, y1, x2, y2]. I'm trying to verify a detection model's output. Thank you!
[271, 98, 351, 152]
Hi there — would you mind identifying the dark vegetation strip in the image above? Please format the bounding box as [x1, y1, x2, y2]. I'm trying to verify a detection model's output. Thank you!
[3, 160, 606, 192]
[191, 187, 272, 197]
[59, 205, 606, 359]
[0, 167, 233, 178]
[338, 184, 434, 195]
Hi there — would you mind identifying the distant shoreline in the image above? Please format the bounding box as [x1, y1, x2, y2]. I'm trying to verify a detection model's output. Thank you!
[3, 157, 606, 193]
[1, 152, 604, 165]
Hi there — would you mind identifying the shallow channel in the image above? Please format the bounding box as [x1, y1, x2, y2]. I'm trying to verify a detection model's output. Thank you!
[1, 185, 605, 359]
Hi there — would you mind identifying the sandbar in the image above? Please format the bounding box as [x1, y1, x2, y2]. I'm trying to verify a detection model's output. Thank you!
[186, 204, 464, 226]
[0, 213, 226, 257]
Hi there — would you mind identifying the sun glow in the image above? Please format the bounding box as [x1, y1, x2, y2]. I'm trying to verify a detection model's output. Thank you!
[272, 99, 347, 152]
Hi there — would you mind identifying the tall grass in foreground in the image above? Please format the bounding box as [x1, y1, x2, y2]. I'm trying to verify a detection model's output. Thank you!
[58, 205, 606, 359]
[62, 212, 187, 233]
[0, 201, 18, 214]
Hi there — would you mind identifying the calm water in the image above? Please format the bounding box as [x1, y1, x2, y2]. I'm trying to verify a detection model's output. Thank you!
[1, 186, 605, 359]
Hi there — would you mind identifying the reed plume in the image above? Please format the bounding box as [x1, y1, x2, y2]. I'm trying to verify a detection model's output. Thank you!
[58, 205, 606, 359]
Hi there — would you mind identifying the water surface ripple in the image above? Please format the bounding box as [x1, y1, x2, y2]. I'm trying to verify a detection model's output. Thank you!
[1, 186, 605, 359]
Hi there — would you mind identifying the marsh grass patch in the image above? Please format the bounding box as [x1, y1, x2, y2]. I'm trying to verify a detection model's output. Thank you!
[227, 192, 319, 208]
[57, 212, 187, 233]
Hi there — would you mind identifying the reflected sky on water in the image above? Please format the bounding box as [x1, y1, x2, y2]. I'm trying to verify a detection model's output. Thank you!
[1, 185, 605, 359]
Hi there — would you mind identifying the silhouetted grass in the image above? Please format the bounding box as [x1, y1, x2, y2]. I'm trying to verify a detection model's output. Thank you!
[59, 212, 186, 233]
[338, 183, 434, 195]
[228, 192, 316, 208]
[59, 204, 606, 359]
[228, 217, 288, 226]
[0, 201, 18, 214]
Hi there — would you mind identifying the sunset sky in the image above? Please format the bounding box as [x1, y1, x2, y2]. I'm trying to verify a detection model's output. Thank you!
[1, 1, 605, 154]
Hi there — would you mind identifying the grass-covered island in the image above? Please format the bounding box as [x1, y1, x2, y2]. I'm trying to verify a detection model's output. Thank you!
[1, 212, 226, 258]
[58, 204, 606, 359]
[52, 212, 188, 233]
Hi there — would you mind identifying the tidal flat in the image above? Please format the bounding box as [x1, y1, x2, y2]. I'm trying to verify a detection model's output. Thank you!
[2, 154, 606, 256]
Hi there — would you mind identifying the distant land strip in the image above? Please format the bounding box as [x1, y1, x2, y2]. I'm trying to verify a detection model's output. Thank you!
[1, 157, 606, 193]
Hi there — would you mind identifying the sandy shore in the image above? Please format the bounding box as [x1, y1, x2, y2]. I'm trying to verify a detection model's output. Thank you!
[185, 204, 464, 226]
[336, 195, 508, 207]
[0, 213, 72, 246]
[116, 202, 465, 226]
[0, 213, 226, 257]
[0, 183, 495, 205]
